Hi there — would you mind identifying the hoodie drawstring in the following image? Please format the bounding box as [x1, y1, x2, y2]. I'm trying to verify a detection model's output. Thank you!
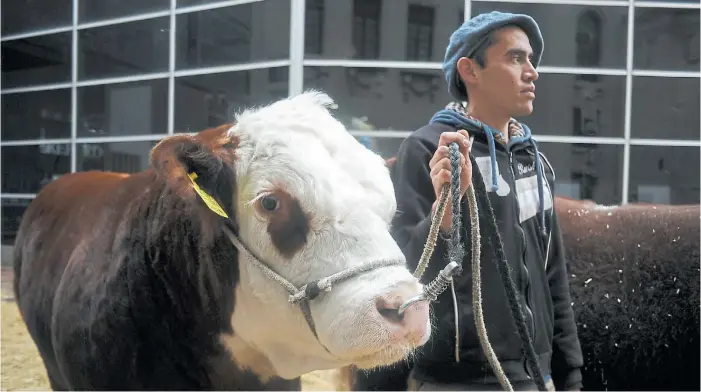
[429, 108, 547, 241]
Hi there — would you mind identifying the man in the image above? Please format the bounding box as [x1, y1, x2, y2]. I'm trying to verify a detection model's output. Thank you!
[388, 11, 583, 391]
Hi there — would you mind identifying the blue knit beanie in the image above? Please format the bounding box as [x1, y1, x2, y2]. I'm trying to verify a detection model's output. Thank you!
[443, 11, 544, 102]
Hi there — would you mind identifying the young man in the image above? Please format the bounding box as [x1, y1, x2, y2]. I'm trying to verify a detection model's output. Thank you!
[389, 11, 583, 391]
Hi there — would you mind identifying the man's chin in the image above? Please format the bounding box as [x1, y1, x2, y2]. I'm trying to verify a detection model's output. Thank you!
[514, 103, 534, 117]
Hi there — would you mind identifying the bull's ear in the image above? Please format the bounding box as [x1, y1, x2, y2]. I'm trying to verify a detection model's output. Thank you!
[150, 130, 236, 219]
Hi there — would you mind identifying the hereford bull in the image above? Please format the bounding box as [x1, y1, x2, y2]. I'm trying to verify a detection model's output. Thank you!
[12, 91, 431, 390]
[348, 194, 700, 391]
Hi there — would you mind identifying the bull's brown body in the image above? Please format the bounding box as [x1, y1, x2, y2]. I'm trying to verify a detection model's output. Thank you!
[13, 126, 301, 390]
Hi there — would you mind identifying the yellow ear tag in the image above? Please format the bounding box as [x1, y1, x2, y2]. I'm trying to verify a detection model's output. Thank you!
[188, 172, 229, 218]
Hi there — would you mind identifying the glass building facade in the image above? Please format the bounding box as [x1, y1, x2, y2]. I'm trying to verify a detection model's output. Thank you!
[1, 0, 699, 260]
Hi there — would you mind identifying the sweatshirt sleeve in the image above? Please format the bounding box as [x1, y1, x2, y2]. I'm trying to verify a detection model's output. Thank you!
[390, 135, 450, 276]
[546, 201, 584, 391]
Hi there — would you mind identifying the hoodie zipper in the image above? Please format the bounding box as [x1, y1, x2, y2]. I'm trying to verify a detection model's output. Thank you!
[509, 152, 537, 378]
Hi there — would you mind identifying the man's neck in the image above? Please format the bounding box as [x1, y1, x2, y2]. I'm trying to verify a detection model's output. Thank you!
[465, 103, 510, 142]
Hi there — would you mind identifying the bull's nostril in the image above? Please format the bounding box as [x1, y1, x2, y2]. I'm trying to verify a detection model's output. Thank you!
[376, 297, 404, 324]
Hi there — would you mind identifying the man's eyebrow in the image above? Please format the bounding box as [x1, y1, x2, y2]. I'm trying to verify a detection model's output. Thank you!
[505, 48, 532, 58]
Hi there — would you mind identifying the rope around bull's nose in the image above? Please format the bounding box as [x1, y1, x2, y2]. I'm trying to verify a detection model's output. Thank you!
[408, 141, 547, 392]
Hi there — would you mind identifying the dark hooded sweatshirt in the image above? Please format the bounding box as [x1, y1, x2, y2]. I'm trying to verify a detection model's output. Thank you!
[390, 103, 583, 390]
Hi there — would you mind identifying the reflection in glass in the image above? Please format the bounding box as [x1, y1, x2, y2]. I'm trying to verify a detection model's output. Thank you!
[1, 0, 72, 36]
[304, 0, 464, 62]
[1, 33, 72, 88]
[629, 146, 700, 205]
[471, 3, 628, 69]
[1, 145, 72, 194]
[77, 141, 159, 173]
[2, 89, 72, 141]
[176, 1, 290, 70]
[1, 198, 32, 246]
[77, 79, 169, 137]
[634, 8, 700, 72]
[536, 142, 623, 205]
[304, 66, 452, 131]
[174, 67, 289, 133]
[520, 74, 625, 138]
[631, 76, 700, 140]
[79, 0, 169, 23]
[78, 18, 170, 80]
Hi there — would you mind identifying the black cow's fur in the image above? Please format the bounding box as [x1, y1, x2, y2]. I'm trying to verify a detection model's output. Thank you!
[349, 197, 700, 391]
[13, 126, 301, 390]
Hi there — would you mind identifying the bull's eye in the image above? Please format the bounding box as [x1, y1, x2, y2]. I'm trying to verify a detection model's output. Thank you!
[260, 195, 280, 212]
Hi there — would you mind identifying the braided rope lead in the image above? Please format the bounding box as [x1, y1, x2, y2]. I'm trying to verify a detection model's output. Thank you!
[402, 141, 552, 392]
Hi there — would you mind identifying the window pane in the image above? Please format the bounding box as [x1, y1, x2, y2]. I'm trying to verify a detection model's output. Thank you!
[77, 141, 158, 173]
[2, 89, 72, 141]
[355, 136, 404, 160]
[78, 79, 169, 137]
[304, 0, 464, 62]
[79, 0, 170, 23]
[175, 1, 290, 70]
[78, 18, 170, 80]
[634, 8, 700, 72]
[2, 198, 32, 246]
[1, 145, 72, 194]
[1, 33, 72, 89]
[174, 67, 289, 133]
[471, 3, 628, 69]
[537, 142, 623, 205]
[1, 0, 72, 36]
[629, 146, 700, 205]
[631, 76, 700, 140]
[520, 73, 625, 138]
[303, 66, 452, 131]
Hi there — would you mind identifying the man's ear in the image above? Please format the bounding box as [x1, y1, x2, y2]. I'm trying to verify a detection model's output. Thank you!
[150, 130, 237, 219]
[457, 57, 479, 85]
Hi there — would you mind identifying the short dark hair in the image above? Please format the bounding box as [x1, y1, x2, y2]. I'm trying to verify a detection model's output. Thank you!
[470, 27, 505, 68]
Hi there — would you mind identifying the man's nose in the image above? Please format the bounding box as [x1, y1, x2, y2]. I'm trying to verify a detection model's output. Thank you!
[524, 61, 539, 82]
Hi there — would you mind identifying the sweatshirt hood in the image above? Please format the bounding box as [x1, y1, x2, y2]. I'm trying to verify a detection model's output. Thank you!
[429, 102, 548, 238]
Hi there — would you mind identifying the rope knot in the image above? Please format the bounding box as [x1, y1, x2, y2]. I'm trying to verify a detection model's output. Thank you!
[304, 280, 323, 300]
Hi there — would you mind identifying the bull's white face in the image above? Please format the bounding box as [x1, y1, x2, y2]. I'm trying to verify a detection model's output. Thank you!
[223, 91, 431, 379]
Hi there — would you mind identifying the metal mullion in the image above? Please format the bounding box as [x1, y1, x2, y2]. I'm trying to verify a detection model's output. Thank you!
[303, 59, 443, 69]
[537, 66, 627, 75]
[175, 0, 264, 15]
[0, 193, 37, 199]
[289, 0, 305, 96]
[0, 138, 73, 146]
[465, 0, 472, 20]
[630, 139, 701, 147]
[634, 1, 701, 8]
[0, 26, 73, 42]
[173, 60, 291, 78]
[621, 0, 635, 204]
[1, 83, 73, 95]
[76, 72, 171, 87]
[632, 70, 701, 78]
[75, 135, 169, 144]
[168, 0, 177, 135]
[530, 135, 627, 144]
[76, 10, 171, 30]
[71, 0, 79, 173]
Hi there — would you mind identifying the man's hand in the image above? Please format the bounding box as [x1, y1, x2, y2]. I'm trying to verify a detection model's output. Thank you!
[429, 129, 473, 232]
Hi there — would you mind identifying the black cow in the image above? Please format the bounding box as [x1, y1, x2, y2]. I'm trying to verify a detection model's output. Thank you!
[348, 196, 700, 391]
